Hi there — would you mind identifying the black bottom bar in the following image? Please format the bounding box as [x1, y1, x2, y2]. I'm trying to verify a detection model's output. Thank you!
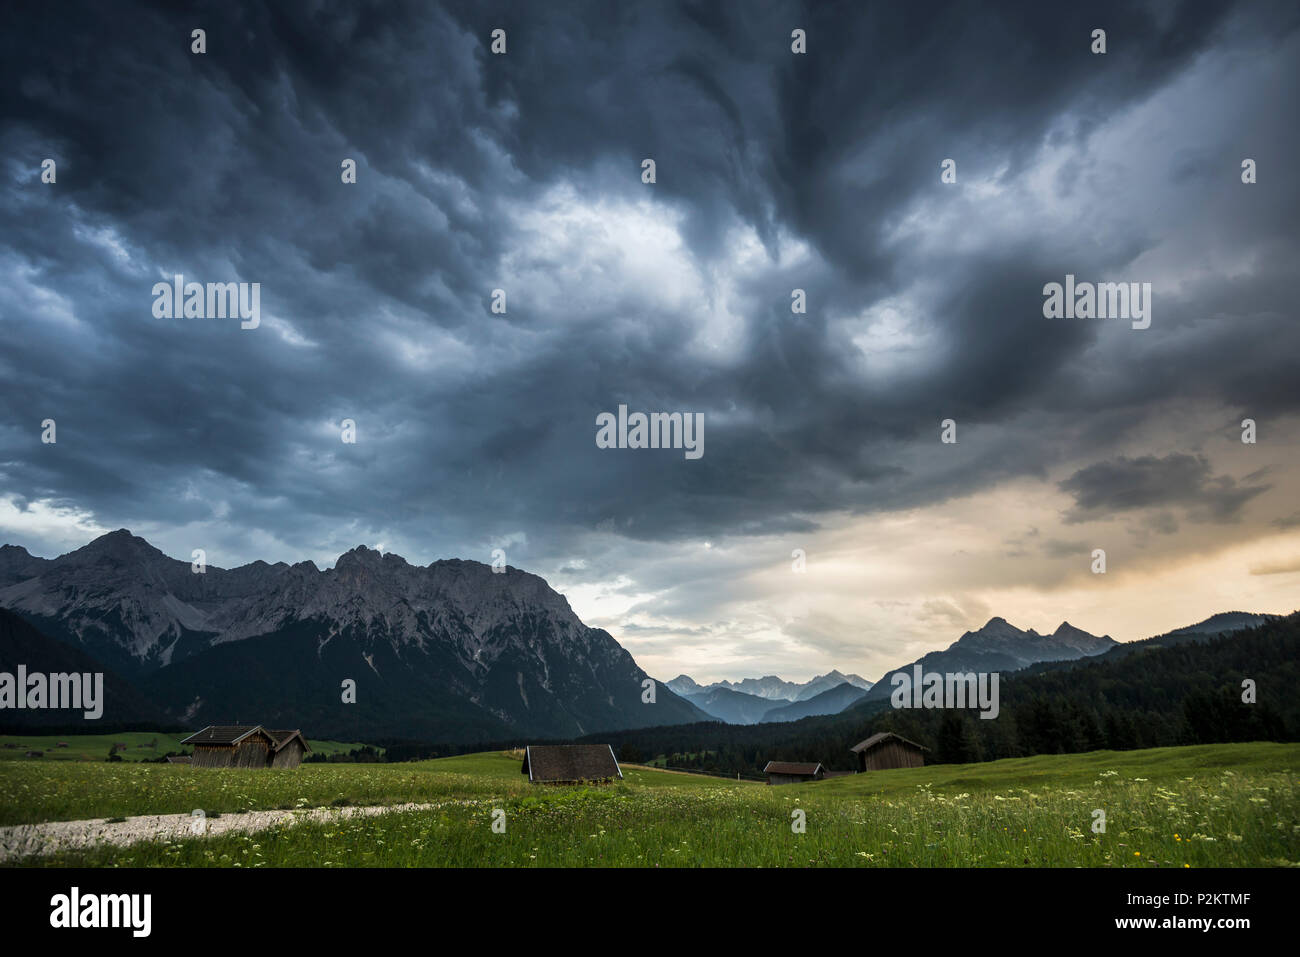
[3, 866, 1294, 943]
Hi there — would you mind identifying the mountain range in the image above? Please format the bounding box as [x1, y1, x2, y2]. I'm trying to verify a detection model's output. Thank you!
[665, 620, 1120, 724]
[587, 610, 1299, 777]
[3, 530, 1275, 744]
[664, 671, 873, 724]
[860, 617, 1118, 700]
[0, 530, 708, 740]
[758, 681, 872, 723]
[666, 671, 871, 701]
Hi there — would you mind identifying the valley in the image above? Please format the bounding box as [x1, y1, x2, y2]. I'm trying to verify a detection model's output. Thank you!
[1, 742, 1294, 868]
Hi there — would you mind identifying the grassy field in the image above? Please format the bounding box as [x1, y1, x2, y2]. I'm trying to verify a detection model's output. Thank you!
[2, 742, 1296, 867]
[0, 731, 374, 763]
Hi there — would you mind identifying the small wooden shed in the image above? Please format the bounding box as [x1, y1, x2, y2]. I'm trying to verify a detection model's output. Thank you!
[180, 725, 311, 769]
[266, 729, 311, 768]
[521, 744, 623, 784]
[763, 761, 826, 785]
[850, 731, 928, 771]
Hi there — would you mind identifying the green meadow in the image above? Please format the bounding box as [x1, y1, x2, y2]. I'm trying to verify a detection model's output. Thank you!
[2, 742, 1296, 867]
[0, 731, 373, 765]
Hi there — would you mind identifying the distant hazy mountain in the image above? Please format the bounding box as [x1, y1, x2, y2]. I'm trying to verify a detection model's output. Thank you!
[666, 670, 872, 706]
[794, 670, 871, 701]
[678, 685, 776, 725]
[709, 675, 804, 701]
[1087, 611, 1281, 662]
[760, 681, 868, 722]
[863, 617, 1117, 700]
[665, 674, 705, 697]
[0, 530, 709, 740]
[1166, 611, 1280, 639]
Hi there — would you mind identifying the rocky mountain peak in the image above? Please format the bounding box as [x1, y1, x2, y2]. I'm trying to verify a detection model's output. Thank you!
[0, 530, 711, 739]
[1054, 621, 1089, 638]
[70, 528, 169, 564]
[973, 616, 1036, 637]
[666, 674, 703, 695]
[334, 544, 385, 569]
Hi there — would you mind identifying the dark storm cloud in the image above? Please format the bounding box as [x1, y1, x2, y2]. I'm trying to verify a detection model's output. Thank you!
[1, 0, 1297, 566]
[1060, 453, 1269, 522]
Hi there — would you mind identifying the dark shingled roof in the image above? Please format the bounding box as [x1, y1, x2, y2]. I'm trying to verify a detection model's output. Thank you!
[266, 729, 311, 753]
[180, 725, 266, 746]
[521, 745, 623, 783]
[763, 761, 824, 776]
[849, 731, 929, 753]
[180, 726, 311, 752]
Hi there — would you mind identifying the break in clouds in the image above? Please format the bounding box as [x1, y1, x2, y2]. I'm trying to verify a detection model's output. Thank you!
[2, 1, 1298, 679]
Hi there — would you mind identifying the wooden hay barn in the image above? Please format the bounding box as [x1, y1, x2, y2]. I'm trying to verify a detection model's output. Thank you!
[180, 725, 311, 769]
[850, 731, 928, 772]
[763, 761, 826, 785]
[521, 744, 623, 784]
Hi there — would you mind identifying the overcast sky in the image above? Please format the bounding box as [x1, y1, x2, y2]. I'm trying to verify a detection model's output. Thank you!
[2, 1, 1298, 683]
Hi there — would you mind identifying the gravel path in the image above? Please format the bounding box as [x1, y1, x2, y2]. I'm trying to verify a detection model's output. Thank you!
[0, 802, 444, 862]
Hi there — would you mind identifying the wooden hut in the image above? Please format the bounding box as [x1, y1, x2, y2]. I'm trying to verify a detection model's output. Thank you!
[180, 725, 311, 769]
[521, 744, 623, 784]
[850, 731, 928, 771]
[266, 729, 310, 768]
[762, 761, 826, 785]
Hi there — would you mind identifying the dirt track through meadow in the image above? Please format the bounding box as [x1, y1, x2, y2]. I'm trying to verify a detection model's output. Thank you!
[0, 801, 448, 862]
